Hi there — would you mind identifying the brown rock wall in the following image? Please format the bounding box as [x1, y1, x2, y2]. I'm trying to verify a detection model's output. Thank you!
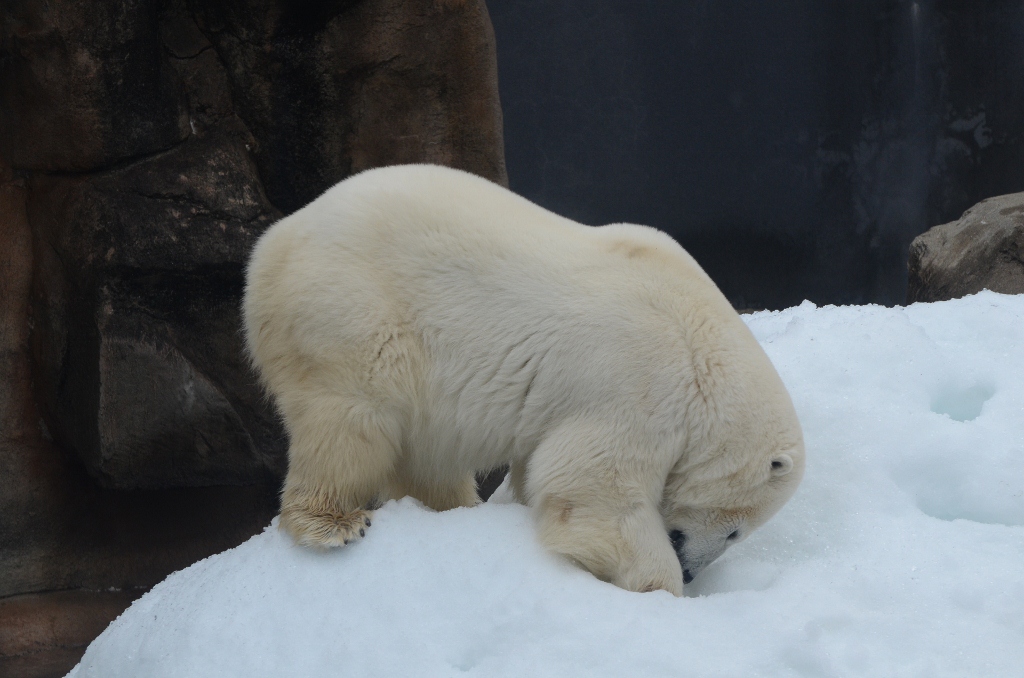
[189, 0, 507, 212]
[0, 1, 506, 674]
[0, 0, 192, 171]
[26, 134, 285, 489]
[3, 0, 506, 494]
[0, 590, 145, 677]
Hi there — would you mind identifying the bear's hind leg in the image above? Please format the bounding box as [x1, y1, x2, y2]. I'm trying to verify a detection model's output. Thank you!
[279, 397, 401, 548]
[392, 471, 480, 512]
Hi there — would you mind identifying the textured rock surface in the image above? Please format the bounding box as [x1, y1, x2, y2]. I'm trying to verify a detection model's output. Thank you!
[27, 134, 285, 488]
[190, 0, 508, 212]
[1, 0, 506, 675]
[0, 154, 282, 669]
[0, 0, 191, 172]
[2, 0, 506, 491]
[908, 193, 1024, 303]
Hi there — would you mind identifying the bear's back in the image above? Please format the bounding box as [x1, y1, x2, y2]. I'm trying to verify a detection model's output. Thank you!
[245, 164, 768, 468]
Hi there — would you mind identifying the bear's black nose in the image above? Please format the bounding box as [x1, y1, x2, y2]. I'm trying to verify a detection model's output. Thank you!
[669, 529, 685, 552]
[683, 570, 694, 584]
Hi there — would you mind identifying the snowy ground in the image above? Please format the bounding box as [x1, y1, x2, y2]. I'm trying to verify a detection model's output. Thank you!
[68, 292, 1024, 678]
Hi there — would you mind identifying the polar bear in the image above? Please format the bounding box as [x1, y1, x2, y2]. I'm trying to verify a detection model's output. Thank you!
[243, 164, 804, 595]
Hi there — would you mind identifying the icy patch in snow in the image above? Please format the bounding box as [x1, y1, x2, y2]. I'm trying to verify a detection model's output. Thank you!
[929, 382, 995, 422]
[68, 292, 1024, 678]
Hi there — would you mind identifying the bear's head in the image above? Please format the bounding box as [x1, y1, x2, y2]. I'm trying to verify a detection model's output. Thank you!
[662, 443, 804, 583]
[660, 351, 805, 584]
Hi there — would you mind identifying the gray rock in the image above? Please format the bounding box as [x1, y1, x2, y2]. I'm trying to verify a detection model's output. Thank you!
[907, 193, 1024, 303]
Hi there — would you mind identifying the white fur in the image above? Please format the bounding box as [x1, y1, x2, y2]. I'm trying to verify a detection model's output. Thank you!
[243, 164, 805, 594]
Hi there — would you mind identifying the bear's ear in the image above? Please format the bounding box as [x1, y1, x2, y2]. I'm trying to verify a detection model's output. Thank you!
[770, 454, 794, 477]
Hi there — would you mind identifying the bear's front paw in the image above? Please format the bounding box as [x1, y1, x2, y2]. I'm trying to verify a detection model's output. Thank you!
[615, 556, 684, 597]
[281, 507, 374, 548]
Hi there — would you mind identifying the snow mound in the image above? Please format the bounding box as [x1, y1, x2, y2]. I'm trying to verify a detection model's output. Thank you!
[69, 292, 1024, 678]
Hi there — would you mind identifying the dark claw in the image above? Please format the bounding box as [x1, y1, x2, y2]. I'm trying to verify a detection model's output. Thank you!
[359, 528, 365, 537]
[365, 518, 371, 526]
[343, 539, 349, 545]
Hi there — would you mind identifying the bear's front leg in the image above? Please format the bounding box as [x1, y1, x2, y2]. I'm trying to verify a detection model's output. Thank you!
[526, 421, 684, 595]
[608, 501, 685, 595]
[536, 492, 684, 596]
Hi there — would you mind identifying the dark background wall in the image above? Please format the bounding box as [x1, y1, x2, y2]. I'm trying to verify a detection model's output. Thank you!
[488, 0, 1024, 308]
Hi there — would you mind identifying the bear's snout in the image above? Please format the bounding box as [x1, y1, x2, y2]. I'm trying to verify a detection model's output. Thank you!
[669, 527, 730, 585]
[669, 530, 696, 583]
